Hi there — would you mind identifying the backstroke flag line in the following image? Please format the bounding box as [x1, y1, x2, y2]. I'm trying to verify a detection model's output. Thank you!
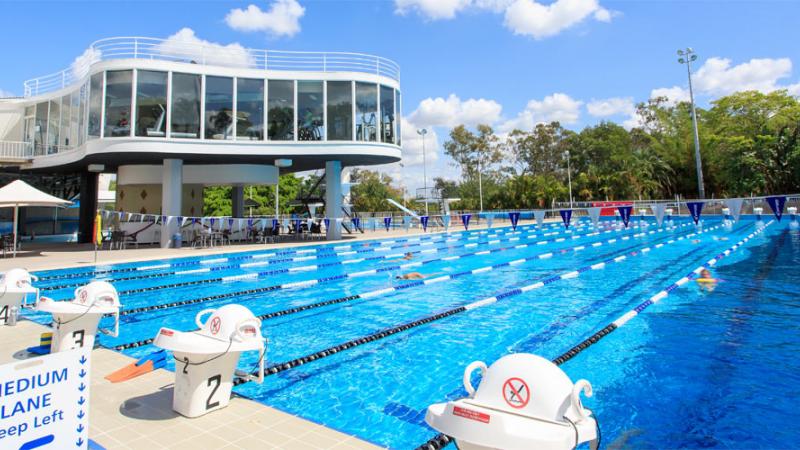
[533, 210, 546, 227]
[509, 212, 521, 230]
[650, 203, 667, 227]
[686, 201, 704, 225]
[587, 207, 602, 228]
[420, 216, 429, 231]
[461, 214, 471, 230]
[618, 205, 633, 228]
[384, 217, 392, 231]
[766, 196, 786, 221]
[723, 198, 744, 223]
[559, 209, 572, 229]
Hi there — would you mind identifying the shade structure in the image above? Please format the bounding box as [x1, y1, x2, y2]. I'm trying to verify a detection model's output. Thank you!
[0, 180, 72, 257]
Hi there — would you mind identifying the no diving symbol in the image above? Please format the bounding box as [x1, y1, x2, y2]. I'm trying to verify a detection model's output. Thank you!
[502, 377, 530, 409]
[209, 316, 221, 335]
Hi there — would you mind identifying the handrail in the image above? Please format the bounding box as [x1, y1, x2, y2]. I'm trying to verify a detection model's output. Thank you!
[23, 36, 400, 97]
[0, 141, 34, 160]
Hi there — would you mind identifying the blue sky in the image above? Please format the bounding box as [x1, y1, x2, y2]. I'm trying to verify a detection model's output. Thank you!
[2, 0, 799, 190]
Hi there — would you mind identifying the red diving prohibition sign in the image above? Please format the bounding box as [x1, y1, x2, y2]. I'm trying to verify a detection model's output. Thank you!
[502, 377, 530, 409]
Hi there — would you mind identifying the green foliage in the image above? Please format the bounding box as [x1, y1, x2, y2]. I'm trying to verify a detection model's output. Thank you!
[350, 169, 404, 212]
[203, 173, 303, 217]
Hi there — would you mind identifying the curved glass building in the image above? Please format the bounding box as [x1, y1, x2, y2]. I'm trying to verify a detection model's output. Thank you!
[0, 37, 402, 244]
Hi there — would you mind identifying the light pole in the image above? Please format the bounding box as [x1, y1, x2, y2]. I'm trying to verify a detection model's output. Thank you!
[563, 150, 573, 208]
[678, 47, 705, 199]
[477, 149, 484, 212]
[417, 128, 429, 216]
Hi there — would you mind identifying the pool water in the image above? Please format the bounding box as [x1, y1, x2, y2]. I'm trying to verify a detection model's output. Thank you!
[26, 217, 800, 449]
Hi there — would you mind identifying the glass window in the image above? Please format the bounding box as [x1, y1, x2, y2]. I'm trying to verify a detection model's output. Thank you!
[48, 99, 60, 154]
[23, 106, 35, 146]
[327, 81, 352, 141]
[395, 90, 402, 146]
[297, 81, 323, 141]
[356, 82, 377, 142]
[380, 85, 395, 144]
[236, 78, 264, 140]
[204, 76, 233, 140]
[47, 99, 61, 154]
[170, 73, 201, 139]
[78, 83, 87, 146]
[135, 70, 168, 137]
[60, 94, 70, 148]
[34, 102, 48, 155]
[267, 80, 294, 141]
[104, 70, 132, 137]
[88, 73, 103, 138]
[70, 91, 79, 148]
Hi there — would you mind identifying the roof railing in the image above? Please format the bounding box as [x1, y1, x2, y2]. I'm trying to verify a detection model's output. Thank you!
[23, 36, 400, 97]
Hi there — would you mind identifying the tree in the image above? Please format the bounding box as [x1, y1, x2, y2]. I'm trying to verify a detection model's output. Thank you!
[349, 169, 404, 213]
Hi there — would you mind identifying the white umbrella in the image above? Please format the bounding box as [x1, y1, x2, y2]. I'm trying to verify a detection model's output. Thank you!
[0, 180, 71, 257]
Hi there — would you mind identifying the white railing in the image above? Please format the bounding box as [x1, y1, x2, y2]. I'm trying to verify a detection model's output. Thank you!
[24, 36, 401, 97]
[0, 141, 34, 161]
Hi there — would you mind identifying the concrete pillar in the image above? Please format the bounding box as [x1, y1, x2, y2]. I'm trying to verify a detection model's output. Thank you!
[325, 160, 342, 240]
[77, 171, 99, 243]
[161, 159, 183, 248]
[231, 185, 244, 218]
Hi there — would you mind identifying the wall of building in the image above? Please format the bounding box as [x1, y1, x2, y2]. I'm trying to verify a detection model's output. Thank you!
[115, 183, 204, 216]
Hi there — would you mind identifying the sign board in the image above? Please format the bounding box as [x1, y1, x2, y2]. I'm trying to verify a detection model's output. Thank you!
[0, 348, 90, 449]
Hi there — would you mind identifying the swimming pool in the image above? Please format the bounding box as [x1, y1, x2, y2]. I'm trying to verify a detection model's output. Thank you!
[26, 217, 800, 448]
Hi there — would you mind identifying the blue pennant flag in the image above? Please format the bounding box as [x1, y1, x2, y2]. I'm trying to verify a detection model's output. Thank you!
[461, 213, 471, 230]
[177, 216, 183, 226]
[559, 209, 572, 229]
[351, 217, 361, 230]
[686, 201, 704, 225]
[766, 196, 786, 221]
[160, 215, 167, 224]
[420, 215, 429, 231]
[210, 217, 216, 227]
[618, 205, 633, 227]
[384, 217, 392, 231]
[247, 218, 254, 227]
[323, 218, 330, 230]
[193, 218, 200, 225]
[272, 218, 279, 230]
[294, 218, 302, 233]
[228, 218, 235, 228]
[509, 212, 521, 230]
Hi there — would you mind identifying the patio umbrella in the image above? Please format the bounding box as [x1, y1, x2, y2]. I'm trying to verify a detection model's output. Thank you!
[0, 180, 71, 257]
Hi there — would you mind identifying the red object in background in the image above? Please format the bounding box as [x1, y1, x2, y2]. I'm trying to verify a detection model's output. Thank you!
[592, 201, 634, 216]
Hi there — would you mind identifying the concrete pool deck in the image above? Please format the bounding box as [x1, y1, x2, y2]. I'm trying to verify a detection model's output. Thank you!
[0, 219, 541, 272]
[0, 320, 383, 450]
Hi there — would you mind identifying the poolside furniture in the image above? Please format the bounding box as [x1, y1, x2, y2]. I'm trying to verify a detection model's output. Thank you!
[0, 268, 38, 325]
[35, 281, 121, 353]
[425, 353, 599, 450]
[153, 304, 265, 417]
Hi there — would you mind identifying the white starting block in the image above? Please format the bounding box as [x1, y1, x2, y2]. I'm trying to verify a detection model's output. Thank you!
[35, 281, 121, 353]
[789, 207, 798, 229]
[153, 304, 265, 418]
[425, 354, 599, 450]
[754, 207, 764, 222]
[0, 268, 39, 326]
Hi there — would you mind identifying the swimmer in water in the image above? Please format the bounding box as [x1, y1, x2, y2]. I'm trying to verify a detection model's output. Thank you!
[395, 271, 442, 280]
[385, 252, 414, 263]
[696, 268, 717, 292]
[692, 239, 701, 244]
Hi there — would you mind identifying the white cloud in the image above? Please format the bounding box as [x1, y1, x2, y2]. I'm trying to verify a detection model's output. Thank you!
[394, 0, 611, 38]
[225, 0, 305, 38]
[394, 0, 473, 20]
[694, 57, 792, 96]
[650, 86, 690, 104]
[400, 117, 441, 167]
[503, 0, 611, 39]
[787, 83, 800, 96]
[408, 94, 503, 128]
[587, 97, 635, 117]
[500, 93, 582, 132]
[71, 47, 102, 79]
[157, 28, 254, 68]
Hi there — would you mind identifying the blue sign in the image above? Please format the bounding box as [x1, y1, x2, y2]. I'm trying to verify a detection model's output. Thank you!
[766, 196, 786, 221]
[686, 201, 704, 225]
[384, 217, 392, 231]
[0, 348, 91, 449]
[420, 216, 429, 231]
[617, 205, 633, 227]
[461, 214, 472, 230]
[509, 212, 521, 230]
[559, 209, 572, 229]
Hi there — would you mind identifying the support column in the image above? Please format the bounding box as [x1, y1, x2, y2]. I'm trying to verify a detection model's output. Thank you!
[325, 160, 342, 240]
[78, 171, 99, 244]
[231, 185, 244, 218]
[161, 159, 183, 248]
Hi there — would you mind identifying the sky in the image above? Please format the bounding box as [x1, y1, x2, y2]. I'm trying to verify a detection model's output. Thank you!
[1, 0, 799, 193]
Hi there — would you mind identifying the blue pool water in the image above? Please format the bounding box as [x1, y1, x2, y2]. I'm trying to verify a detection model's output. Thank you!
[25, 217, 800, 449]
